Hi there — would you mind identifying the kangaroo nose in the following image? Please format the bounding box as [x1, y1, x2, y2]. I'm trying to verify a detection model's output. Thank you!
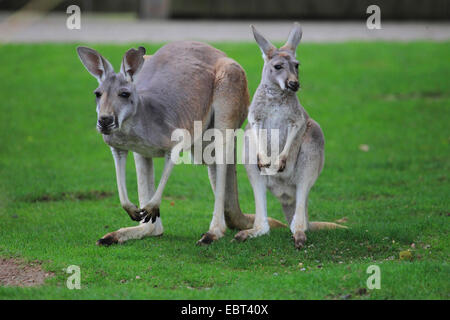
[288, 81, 299, 91]
[98, 116, 114, 127]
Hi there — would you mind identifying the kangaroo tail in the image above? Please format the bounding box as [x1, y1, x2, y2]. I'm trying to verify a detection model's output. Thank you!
[308, 221, 348, 231]
[244, 214, 287, 229]
[237, 217, 346, 230]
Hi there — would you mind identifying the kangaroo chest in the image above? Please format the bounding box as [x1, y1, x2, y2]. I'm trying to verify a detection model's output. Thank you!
[251, 97, 305, 157]
[262, 106, 294, 151]
[103, 130, 166, 158]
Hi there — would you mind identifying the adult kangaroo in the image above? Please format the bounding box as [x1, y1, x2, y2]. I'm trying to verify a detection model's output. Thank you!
[76, 41, 284, 246]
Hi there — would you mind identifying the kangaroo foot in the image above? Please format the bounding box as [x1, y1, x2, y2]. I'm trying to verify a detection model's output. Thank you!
[293, 231, 307, 249]
[97, 231, 119, 246]
[196, 232, 219, 246]
[233, 230, 251, 242]
[233, 225, 269, 242]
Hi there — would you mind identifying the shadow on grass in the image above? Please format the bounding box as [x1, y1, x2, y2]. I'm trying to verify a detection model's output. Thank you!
[23, 190, 113, 203]
[116, 223, 419, 272]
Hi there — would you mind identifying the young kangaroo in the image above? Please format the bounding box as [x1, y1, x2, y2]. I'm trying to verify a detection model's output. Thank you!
[236, 23, 346, 249]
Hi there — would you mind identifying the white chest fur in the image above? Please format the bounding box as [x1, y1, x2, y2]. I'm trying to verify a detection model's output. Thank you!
[103, 129, 165, 158]
[248, 89, 308, 204]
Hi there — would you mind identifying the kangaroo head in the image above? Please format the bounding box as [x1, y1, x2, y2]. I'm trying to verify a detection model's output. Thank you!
[251, 23, 302, 92]
[76, 46, 146, 135]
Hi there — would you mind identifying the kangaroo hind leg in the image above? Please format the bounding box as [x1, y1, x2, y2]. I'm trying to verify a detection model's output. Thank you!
[290, 123, 324, 249]
[234, 161, 269, 242]
[197, 58, 250, 245]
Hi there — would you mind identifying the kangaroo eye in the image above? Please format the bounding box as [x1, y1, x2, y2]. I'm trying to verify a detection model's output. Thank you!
[295, 63, 299, 69]
[274, 65, 283, 70]
[94, 91, 102, 98]
[119, 92, 130, 98]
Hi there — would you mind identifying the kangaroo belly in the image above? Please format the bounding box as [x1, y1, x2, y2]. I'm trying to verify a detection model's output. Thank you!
[266, 176, 296, 205]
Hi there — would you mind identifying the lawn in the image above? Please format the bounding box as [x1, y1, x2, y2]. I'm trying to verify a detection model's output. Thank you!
[0, 42, 448, 299]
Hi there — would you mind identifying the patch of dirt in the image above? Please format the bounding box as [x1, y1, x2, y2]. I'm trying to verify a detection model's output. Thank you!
[27, 190, 113, 203]
[0, 258, 54, 287]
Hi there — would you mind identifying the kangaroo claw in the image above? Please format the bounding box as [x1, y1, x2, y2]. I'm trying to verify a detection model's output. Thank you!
[141, 207, 160, 223]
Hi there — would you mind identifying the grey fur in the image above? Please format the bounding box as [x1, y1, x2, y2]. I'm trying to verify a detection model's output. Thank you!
[237, 23, 331, 249]
[77, 41, 261, 245]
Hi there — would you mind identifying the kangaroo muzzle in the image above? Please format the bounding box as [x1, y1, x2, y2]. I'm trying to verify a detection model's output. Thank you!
[287, 80, 299, 92]
[97, 115, 117, 135]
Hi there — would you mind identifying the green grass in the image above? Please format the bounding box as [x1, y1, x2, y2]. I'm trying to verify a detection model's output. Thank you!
[0, 42, 449, 299]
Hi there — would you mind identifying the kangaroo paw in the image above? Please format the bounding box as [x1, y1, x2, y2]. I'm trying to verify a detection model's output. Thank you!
[293, 231, 307, 249]
[257, 154, 271, 171]
[277, 157, 287, 172]
[141, 207, 160, 224]
[123, 203, 143, 221]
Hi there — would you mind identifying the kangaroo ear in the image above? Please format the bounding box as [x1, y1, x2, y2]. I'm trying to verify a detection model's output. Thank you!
[281, 22, 302, 54]
[76, 46, 114, 83]
[251, 25, 276, 60]
[120, 46, 146, 82]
